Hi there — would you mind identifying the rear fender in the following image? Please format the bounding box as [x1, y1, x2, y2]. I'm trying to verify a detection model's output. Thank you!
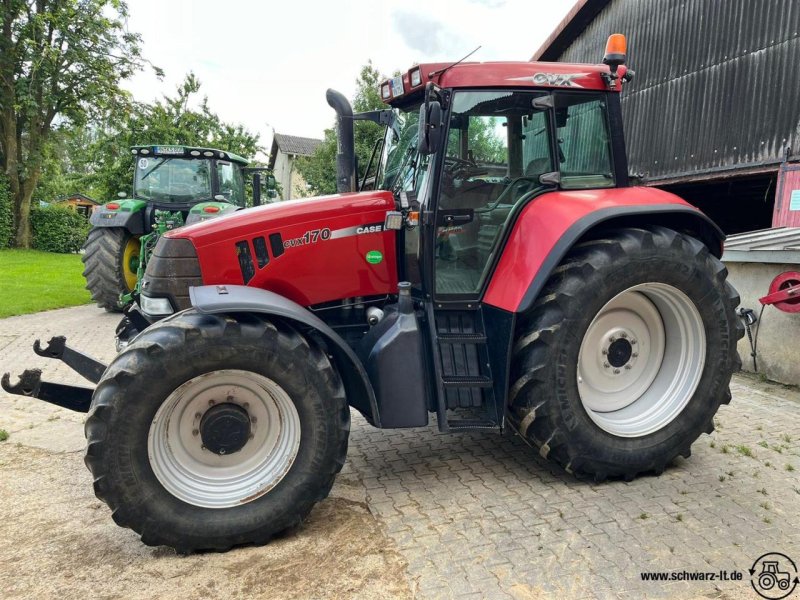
[483, 187, 724, 313]
[189, 284, 380, 427]
[89, 199, 147, 234]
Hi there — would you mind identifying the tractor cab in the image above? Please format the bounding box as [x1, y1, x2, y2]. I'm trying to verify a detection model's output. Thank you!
[131, 145, 252, 220]
[373, 74, 625, 298]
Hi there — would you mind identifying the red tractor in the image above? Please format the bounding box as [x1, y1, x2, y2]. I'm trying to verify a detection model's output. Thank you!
[3, 36, 742, 552]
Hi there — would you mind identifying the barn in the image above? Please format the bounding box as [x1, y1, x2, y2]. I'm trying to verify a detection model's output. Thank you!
[533, 0, 800, 234]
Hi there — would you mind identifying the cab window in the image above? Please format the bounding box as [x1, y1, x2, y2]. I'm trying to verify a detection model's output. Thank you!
[216, 162, 246, 206]
[554, 92, 615, 189]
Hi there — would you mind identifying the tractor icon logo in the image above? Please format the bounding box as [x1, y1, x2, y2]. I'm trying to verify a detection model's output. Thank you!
[751, 553, 799, 599]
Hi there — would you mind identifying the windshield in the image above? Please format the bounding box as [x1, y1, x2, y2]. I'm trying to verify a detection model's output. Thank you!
[377, 107, 422, 193]
[134, 157, 213, 203]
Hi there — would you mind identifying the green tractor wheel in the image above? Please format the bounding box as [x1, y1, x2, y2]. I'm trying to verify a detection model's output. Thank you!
[82, 227, 141, 312]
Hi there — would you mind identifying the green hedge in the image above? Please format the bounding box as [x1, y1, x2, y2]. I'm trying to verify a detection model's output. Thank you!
[30, 204, 91, 253]
[0, 176, 11, 249]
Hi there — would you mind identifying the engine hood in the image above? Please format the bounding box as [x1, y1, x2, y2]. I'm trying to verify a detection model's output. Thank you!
[169, 191, 395, 249]
[165, 190, 399, 307]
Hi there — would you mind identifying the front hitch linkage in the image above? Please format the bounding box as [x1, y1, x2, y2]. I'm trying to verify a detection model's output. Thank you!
[1, 336, 107, 413]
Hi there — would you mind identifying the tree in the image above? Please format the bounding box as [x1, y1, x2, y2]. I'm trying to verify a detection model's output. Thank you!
[0, 0, 148, 247]
[296, 61, 387, 196]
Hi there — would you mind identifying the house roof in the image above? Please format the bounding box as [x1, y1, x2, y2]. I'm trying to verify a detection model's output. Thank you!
[268, 134, 323, 170]
[531, 0, 612, 61]
[274, 134, 322, 156]
[55, 193, 99, 205]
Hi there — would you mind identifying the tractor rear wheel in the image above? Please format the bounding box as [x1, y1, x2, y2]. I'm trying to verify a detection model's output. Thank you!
[508, 226, 742, 480]
[84, 310, 349, 552]
[81, 227, 140, 312]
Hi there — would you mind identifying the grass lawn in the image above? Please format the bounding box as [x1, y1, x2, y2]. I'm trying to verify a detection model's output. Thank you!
[0, 249, 91, 318]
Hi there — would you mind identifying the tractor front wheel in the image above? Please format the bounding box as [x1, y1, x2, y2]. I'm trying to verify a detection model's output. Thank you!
[508, 226, 742, 481]
[81, 227, 140, 312]
[84, 311, 349, 552]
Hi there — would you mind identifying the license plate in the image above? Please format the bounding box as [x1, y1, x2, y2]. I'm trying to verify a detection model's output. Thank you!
[155, 145, 184, 156]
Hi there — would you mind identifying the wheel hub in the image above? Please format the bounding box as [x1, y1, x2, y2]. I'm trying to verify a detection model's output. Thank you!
[607, 337, 633, 368]
[200, 403, 252, 455]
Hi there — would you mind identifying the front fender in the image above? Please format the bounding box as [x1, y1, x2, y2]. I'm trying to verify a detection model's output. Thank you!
[483, 187, 724, 313]
[189, 284, 380, 427]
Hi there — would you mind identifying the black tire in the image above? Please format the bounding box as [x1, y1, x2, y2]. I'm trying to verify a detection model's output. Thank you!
[81, 227, 137, 312]
[507, 226, 743, 481]
[84, 310, 350, 552]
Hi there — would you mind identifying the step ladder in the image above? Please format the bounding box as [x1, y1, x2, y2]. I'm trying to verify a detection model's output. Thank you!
[426, 304, 501, 432]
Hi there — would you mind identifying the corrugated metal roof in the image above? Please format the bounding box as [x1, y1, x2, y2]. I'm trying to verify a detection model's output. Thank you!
[532, 0, 612, 62]
[723, 227, 800, 264]
[533, 0, 800, 185]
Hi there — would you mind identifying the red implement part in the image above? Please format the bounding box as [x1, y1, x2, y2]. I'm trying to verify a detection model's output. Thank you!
[759, 271, 800, 313]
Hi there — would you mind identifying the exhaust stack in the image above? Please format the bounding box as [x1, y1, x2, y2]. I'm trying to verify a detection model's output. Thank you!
[326, 89, 356, 193]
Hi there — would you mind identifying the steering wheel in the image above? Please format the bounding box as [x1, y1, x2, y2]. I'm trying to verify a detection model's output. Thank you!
[444, 155, 480, 177]
[475, 176, 542, 213]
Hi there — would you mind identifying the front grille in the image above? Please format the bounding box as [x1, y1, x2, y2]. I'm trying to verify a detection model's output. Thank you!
[141, 237, 202, 311]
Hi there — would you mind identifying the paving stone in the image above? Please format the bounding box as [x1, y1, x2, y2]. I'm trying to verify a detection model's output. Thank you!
[2, 306, 800, 598]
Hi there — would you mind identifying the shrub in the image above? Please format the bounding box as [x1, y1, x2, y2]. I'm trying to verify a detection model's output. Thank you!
[0, 175, 12, 249]
[30, 204, 90, 253]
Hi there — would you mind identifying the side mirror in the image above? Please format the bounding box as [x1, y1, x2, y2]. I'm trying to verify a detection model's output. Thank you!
[417, 100, 443, 155]
[117, 191, 126, 198]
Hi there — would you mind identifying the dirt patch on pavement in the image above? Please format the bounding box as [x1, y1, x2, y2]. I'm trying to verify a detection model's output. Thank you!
[0, 444, 411, 600]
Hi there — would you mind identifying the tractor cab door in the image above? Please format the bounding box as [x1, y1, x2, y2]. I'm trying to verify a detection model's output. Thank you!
[422, 90, 555, 432]
[433, 90, 554, 300]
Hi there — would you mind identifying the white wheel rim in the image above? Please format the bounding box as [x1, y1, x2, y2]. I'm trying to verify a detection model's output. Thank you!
[148, 370, 301, 508]
[577, 283, 706, 437]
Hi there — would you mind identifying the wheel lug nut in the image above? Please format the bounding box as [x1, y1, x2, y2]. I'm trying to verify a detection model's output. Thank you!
[632, 353, 638, 358]
[227, 396, 234, 402]
[631, 340, 637, 345]
[208, 399, 215, 406]
[602, 349, 608, 355]
[192, 428, 199, 436]
[194, 412, 202, 420]
[620, 332, 627, 338]
[248, 433, 255, 440]
[243, 402, 249, 409]
[609, 336, 615, 342]
[624, 365, 632, 370]
[251, 416, 257, 424]
[219, 448, 226, 455]
[603, 362, 610, 369]
[613, 369, 620, 374]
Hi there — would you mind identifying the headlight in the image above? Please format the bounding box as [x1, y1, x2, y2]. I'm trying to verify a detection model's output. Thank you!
[140, 295, 174, 316]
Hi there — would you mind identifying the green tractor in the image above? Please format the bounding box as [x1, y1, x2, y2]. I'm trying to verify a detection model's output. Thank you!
[82, 144, 274, 311]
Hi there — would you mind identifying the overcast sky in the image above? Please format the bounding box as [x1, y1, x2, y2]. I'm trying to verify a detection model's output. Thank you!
[123, 0, 575, 157]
